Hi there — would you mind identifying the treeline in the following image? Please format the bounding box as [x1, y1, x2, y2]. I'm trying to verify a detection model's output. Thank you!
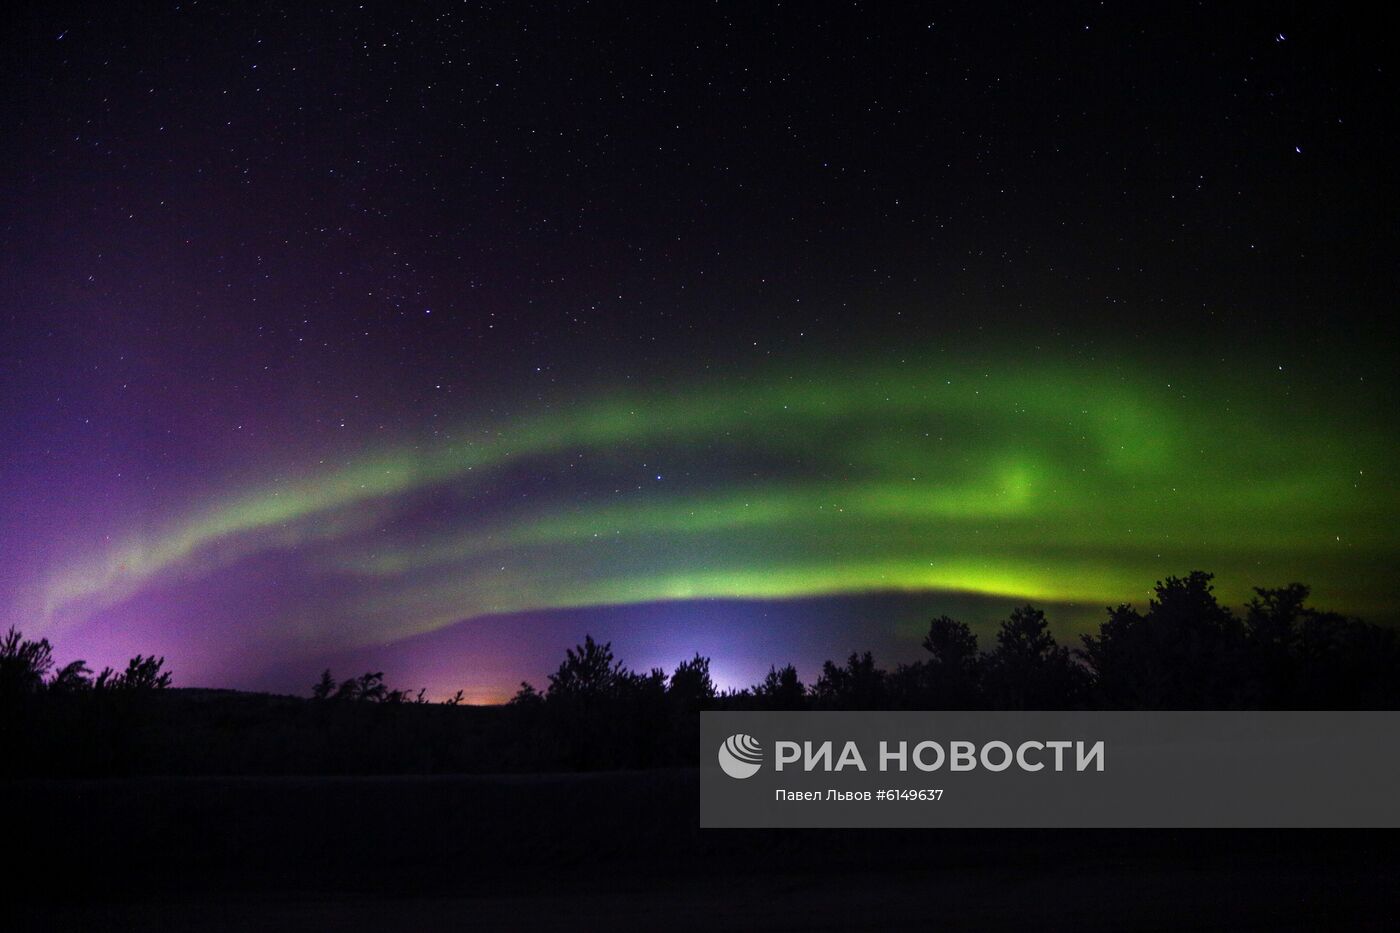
[309, 669, 464, 706]
[494, 573, 1400, 768]
[3, 572, 1399, 776]
[512, 572, 1400, 713]
[0, 627, 172, 696]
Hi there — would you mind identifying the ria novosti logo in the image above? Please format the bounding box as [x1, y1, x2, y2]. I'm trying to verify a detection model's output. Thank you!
[718, 733, 763, 779]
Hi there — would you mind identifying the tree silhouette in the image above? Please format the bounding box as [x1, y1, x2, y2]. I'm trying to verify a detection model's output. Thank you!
[537, 636, 658, 768]
[1292, 601, 1400, 708]
[122, 655, 172, 691]
[312, 667, 427, 703]
[509, 681, 543, 707]
[752, 664, 806, 709]
[1081, 572, 1245, 708]
[1243, 584, 1310, 706]
[311, 669, 336, 700]
[48, 660, 93, 694]
[984, 606, 1087, 708]
[812, 651, 888, 709]
[890, 616, 984, 708]
[354, 671, 387, 703]
[89, 654, 172, 693]
[923, 615, 979, 665]
[0, 627, 54, 698]
[546, 635, 623, 704]
[667, 654, 716, 710]
[621, 666, 671, 765]
[331, 677, 361, 701]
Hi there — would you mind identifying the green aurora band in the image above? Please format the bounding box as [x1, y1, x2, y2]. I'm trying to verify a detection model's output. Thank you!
[35, 352, 1398, 654]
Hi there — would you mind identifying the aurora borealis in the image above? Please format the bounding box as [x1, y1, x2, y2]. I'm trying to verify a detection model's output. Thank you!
[10, 350, 1397, 699]
[3, 3, 1397, 700]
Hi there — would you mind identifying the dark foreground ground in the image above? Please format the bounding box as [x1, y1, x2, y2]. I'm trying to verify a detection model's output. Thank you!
[11, 770, 1400, 931]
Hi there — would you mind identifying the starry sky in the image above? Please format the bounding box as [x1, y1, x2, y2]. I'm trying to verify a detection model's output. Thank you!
[2, 2, 1397, 701]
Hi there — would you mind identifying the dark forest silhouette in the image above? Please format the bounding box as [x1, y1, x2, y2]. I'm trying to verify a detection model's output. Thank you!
[3, 572, 1399, 776]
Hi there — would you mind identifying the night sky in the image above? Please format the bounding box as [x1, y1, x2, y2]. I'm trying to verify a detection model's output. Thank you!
[3, 2, 1397, 701]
